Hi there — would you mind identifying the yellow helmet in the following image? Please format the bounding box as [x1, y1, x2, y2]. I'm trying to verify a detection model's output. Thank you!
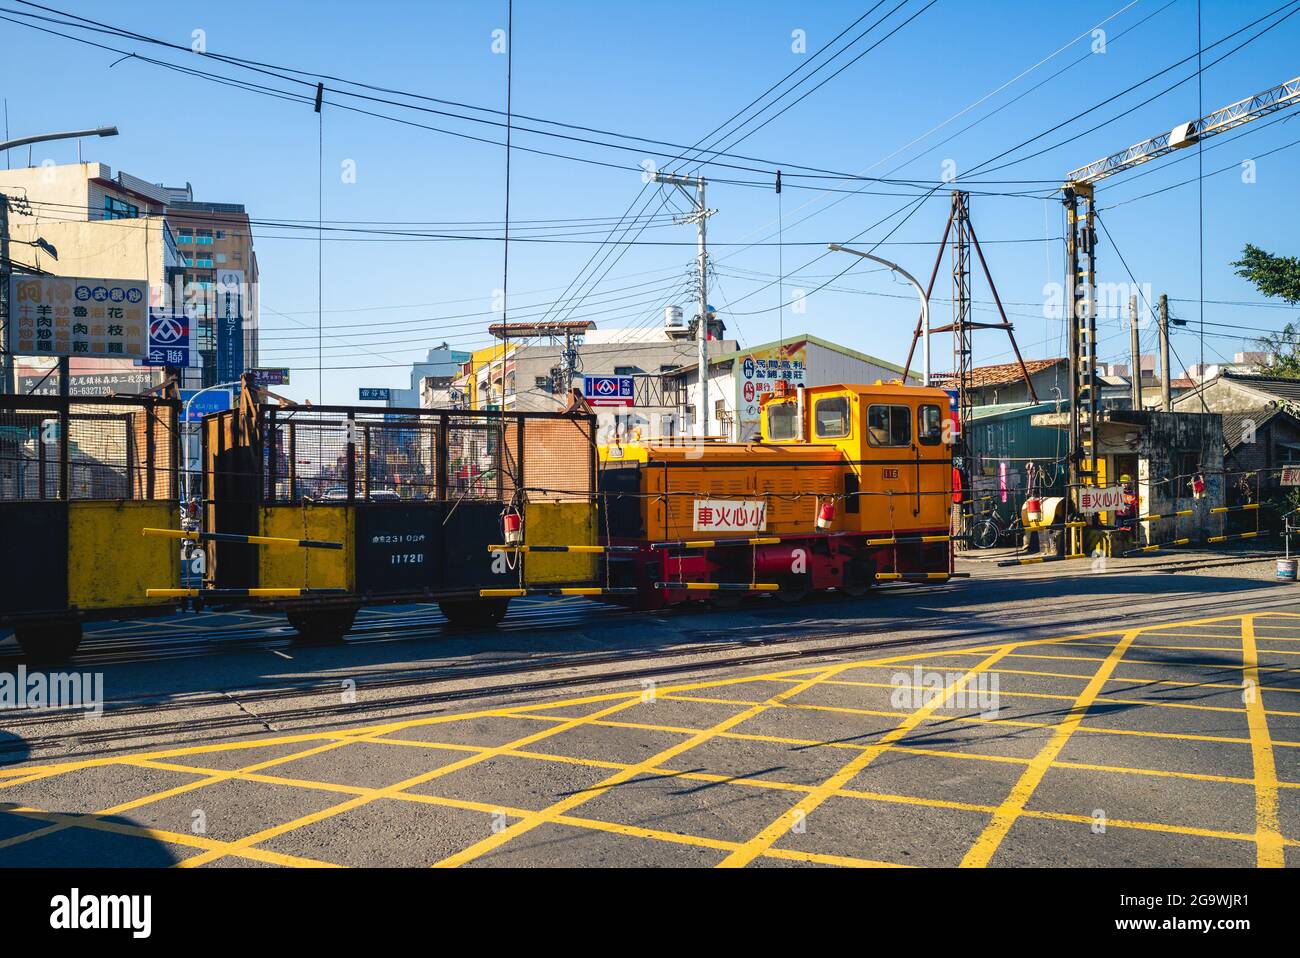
[1120, 474, 1132, 482]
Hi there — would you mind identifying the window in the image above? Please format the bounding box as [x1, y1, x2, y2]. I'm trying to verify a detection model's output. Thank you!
[196, 230, 214, 245]
[195, 257, 213, 268]
[918, 404, 943, 445]
[177, 230, 193, 243]
[767, 402, 797, 440]
[867, 404, 912, 447]
[103, 196, 139, 220]
[814, 397, 850, 438]
[215, 253, 227, 264]
[215, 230, 226, 240]
[614, 365, 638, 375]
[534, 375, 550, 391]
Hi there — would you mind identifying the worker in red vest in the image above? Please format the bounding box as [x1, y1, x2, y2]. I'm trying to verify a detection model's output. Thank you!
[1118, 474, 1138, 531]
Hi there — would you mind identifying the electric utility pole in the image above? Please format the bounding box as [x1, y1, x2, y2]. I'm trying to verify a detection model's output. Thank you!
[1, 193, 11, 394]
[1158, 294, 1172, 412]
[653, 172, 714, 437]
[1129, 294, 1141, 410]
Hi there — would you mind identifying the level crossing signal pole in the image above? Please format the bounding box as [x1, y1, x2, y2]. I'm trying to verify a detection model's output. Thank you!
[1059, 75, 1300, 542]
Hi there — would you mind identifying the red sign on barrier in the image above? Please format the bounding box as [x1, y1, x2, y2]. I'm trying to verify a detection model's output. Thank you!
[1078, 486, 1125, 515]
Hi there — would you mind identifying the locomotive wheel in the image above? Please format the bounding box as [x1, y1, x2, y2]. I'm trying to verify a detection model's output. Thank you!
[438, 597, 510, 631]
[15, 623, 83, 663]
[287, 608, 356, 645]
[776, 578, 812, 604]
[840, 558, 877, 598]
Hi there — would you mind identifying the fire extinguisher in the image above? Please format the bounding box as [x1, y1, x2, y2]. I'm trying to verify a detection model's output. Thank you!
[816, 498, 835, 531]
[502, 509, 523, 545]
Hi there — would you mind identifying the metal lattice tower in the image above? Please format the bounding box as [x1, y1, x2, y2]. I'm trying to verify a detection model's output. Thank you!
[950, 191, 974, 456]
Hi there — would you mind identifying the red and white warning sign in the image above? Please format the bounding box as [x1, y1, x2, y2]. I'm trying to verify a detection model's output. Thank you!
[1077, 486, 1126, 515]
[1282, 466, 1300, 486]
[693, 499, 768, 533]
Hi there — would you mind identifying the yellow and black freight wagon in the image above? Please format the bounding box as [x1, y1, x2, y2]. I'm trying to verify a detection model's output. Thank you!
[0, 393, 181, 660]
[195, 387, 601, 640]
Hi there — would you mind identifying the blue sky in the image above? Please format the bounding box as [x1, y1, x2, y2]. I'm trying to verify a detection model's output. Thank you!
[3, 0, 1298, 404]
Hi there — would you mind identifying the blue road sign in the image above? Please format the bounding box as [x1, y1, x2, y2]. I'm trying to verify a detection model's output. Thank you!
[583, 375, 634, 406]
[359, 387, 392, 401]
[137, 309, 192, 367]
[180, 388, 233, 423]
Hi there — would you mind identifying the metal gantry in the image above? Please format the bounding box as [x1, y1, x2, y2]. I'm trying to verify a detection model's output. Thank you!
[1065, 76, 1300, 185]
[1060, 75, 1300, 499]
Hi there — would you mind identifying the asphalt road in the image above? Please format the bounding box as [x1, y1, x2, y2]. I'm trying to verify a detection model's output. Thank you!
[1, 552, 1297, 867]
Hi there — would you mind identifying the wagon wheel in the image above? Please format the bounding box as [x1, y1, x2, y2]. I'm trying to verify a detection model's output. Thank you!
[287, 607, 357, 645]
[15, 623, 83, 663]
[438, 597, 510, 631]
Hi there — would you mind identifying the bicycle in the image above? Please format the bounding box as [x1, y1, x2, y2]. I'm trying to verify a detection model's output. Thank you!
[967, 501, 1023, 550]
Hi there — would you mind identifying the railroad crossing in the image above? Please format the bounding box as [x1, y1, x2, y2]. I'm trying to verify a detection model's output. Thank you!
[2, 562, 1296, 869]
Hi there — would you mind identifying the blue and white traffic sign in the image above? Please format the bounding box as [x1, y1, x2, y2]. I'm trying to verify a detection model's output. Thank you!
[583, 375, 634, 407]
[359, 387, 392, 402]
[136, 309, 193, 367]
[180, 388, 233, 423]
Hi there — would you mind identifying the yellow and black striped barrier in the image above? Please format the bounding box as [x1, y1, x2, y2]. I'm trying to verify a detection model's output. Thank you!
[1136, 508, 1194, 523]
[653, 581, 780, 592]
[651, 536, 783, 550]
[146, 587, 349, 598]
[143, 528, 343, 550]
[1205, 530, 1262, 544]
[1120, 529, 1264, 557]
[864, 535, 952, 546]
[486, 544, 640, 554]
[1121, 537, 1194, 556]
[874, 572, 951, 581]
[996, 553, 1088, 567]
[479, 586, 639, 598]
[1210, 503, 1260, 514]
[1023, 520, 1088, 531]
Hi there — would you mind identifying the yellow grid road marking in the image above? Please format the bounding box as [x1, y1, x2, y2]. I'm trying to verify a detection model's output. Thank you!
[1242, 615, 1286, 868]
[961, 628, 1141, 868]
[432, 663, 859, 868]
[717, 647, 1013, 868]
[176, 694, 658, 868]
[1, 607, 1294, 869]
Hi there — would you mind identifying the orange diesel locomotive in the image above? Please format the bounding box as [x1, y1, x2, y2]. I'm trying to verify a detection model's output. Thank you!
[597, 381, 954, 606]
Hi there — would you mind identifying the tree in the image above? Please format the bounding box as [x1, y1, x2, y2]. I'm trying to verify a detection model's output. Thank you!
[1234, 244, 1300, 304]
[1234, 245, 1300, 377]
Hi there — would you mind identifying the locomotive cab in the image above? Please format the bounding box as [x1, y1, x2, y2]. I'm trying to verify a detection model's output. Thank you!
[760, 382, 952, 534]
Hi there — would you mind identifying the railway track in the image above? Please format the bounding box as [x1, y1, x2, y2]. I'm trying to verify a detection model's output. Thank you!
[4, 579, 1296, 761]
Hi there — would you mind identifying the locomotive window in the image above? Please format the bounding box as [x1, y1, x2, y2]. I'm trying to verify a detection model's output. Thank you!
[918, 404, 943, 445]
[767, 402, 797, 440]
[867, 404, 912, 447]
[814, 397, 850, 438]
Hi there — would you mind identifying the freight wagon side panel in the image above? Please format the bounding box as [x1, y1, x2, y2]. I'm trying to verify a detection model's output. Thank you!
[261, 503, 354, 592]
[353, 504, 437, 596]
[523, 501, 597, 583]
[67, 500, 178, 610]
[439, 500, 507, 592]
[0, 501, 67, 618]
